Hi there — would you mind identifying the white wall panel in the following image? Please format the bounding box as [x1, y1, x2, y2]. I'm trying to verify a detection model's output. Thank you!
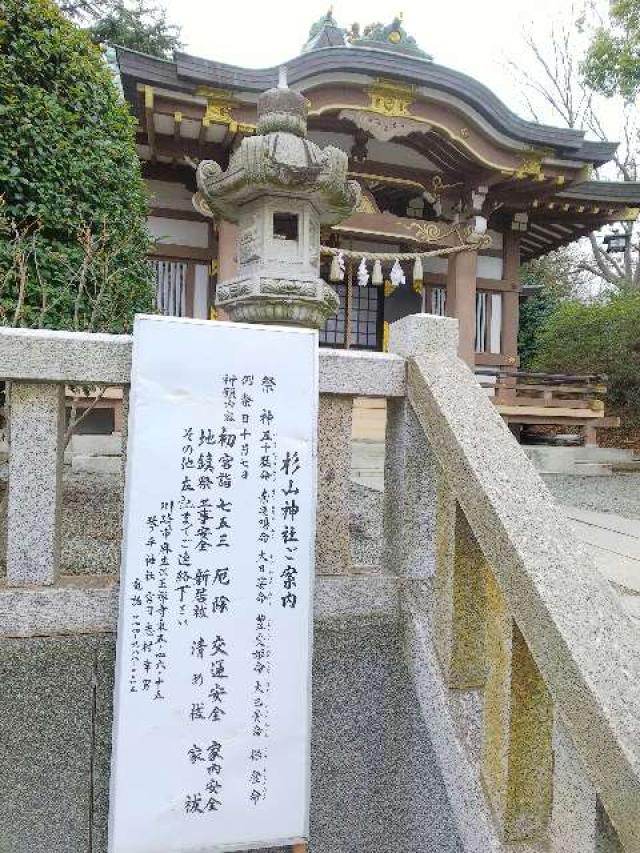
[149, 217, 210, 248]
[193, 264, 210, 319]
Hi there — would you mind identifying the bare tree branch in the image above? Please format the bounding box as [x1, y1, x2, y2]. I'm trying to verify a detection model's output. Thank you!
[509, 4, 640, 291]
[64, 386, 109, 448]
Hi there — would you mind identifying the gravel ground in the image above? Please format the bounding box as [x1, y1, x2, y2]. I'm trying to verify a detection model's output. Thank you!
[349, 482, 383, 566]
[0, 469, 635, 578]
[347, 473, 640, 568]
[0, 471, 122, 579]
[541, 473, 640, 519]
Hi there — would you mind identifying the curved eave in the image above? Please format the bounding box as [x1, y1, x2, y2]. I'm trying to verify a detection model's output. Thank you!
[558, 180, 640, 204]
[522, 215, 639, 262]
[116, 45, 616, 165]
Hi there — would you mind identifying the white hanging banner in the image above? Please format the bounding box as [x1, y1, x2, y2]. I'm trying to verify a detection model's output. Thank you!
[109, 316, 317, 853]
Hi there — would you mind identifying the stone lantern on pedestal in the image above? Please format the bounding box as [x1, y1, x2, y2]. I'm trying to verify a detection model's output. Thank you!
[193, 79, 361, 328]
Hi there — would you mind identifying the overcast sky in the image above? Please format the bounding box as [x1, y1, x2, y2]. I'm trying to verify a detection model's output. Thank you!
[160, 0, 581, 118]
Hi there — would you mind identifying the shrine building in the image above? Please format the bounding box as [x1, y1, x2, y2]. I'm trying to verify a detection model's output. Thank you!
[112, 11, 640, 440]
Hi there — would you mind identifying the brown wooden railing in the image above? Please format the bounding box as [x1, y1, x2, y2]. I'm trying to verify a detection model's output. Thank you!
[476, 367, 618, 444]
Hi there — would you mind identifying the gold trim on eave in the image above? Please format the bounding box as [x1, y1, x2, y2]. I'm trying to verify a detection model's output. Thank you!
[196, 87, 239, 127]
[309, 99, 523, 174]
[366, 79, 416, 118]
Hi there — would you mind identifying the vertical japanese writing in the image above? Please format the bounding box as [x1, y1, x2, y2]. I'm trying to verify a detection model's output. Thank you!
[113, 320, 316, 851]
[248, 375, 282, 806]
[121, 326, 314, 840]
[128, 498, 175, 698]
[280, 449, 301, 610]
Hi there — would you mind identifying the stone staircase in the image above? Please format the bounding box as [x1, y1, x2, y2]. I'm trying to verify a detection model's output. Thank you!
[523, 445, 640, 476]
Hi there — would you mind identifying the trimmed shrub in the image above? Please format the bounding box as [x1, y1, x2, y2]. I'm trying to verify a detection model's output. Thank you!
[0, 0, 153, 331]
[532, 292, 640, 413]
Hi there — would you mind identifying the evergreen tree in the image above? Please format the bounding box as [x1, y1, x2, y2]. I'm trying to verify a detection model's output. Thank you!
[583, 0, 640, 100]
[518, 253, 579, 368]
[58, 0, 181, 59]
[0, 0, 153, 332]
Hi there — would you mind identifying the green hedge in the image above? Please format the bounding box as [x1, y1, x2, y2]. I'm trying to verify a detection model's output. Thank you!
[532, 292, 640, 413]
[0, 0, 153, 331]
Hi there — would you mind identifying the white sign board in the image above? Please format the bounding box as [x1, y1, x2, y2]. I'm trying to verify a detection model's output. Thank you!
[109, 316, 318, 853]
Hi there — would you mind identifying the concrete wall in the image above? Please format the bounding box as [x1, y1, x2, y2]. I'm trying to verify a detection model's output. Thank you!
[0, 617, 462, 853]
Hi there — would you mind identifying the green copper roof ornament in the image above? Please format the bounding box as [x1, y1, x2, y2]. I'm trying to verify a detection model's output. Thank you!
[302, 6, 346, 52]
[349, 13, 432, 60]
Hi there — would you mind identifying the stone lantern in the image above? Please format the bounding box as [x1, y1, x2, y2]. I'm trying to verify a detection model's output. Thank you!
[193, 78, 361, 328]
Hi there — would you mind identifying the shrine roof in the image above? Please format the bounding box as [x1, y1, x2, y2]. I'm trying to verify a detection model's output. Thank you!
[116, 34, 640, 261]
[117, 45, 614, 165]
[557, 180, 640, 204]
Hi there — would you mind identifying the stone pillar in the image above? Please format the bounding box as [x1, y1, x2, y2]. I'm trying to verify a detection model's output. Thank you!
[383, 315, 459, 578]
[7, 382, 65, 585]
[434, 504, 488, 689]
[502, 232, 520, 367]
[315, 394, 353, 574]
[551, 719, 598, 851]
[383, 398, 442, 576]
[446, 249, 478, 366]
[217, 220, 238, 283]
[482, 568, 553, 842]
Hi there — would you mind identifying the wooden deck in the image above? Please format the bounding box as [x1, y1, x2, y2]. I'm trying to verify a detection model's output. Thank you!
[479, 369, 619, 445]
[352, 368, 619, 447]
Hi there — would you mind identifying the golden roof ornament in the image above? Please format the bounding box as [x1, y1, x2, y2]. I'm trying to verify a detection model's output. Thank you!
[350, 14, 432, 59]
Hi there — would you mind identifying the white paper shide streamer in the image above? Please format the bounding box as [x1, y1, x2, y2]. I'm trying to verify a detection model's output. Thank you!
[390, 259, 406, 287]
[357, 258, 369, 287]
[329, 251, 345, 282]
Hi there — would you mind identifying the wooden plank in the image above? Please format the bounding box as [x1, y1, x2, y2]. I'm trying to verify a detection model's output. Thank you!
[149, 206, 210, 223]
[423, 273, 516, 292]
[150, 244, 216, 262]
[510, 383, 607, 395]
[475, 352, 518, 367]
[505, 397, 605, 411]
[497, 405, 604, 419]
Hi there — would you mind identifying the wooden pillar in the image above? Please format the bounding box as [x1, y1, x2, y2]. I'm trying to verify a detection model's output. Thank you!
[502, 232, 521, 367]
[217, 220, 238, 284]
[184, 263, 195, 318]
[446, 248, 477, 366]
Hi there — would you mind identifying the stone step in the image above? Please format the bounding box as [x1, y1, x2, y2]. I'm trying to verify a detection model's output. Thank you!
[610, 461, 640, 473]
[70, 432, 122, 457]
[71, 455, 121, 475]
[523, 445, 636, 475]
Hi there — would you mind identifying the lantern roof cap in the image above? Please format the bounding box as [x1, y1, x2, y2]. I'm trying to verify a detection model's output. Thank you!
[256, 76, 308, 137]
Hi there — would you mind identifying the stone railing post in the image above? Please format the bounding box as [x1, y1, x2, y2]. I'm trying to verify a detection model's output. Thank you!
[550, 719, 599, 850]
[482, 568, 554, 842]
[315, 394, 353, 574]
[433, 504, 488, 690]
[383, 315, 458, 578]
[7, 382, 65, 585]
